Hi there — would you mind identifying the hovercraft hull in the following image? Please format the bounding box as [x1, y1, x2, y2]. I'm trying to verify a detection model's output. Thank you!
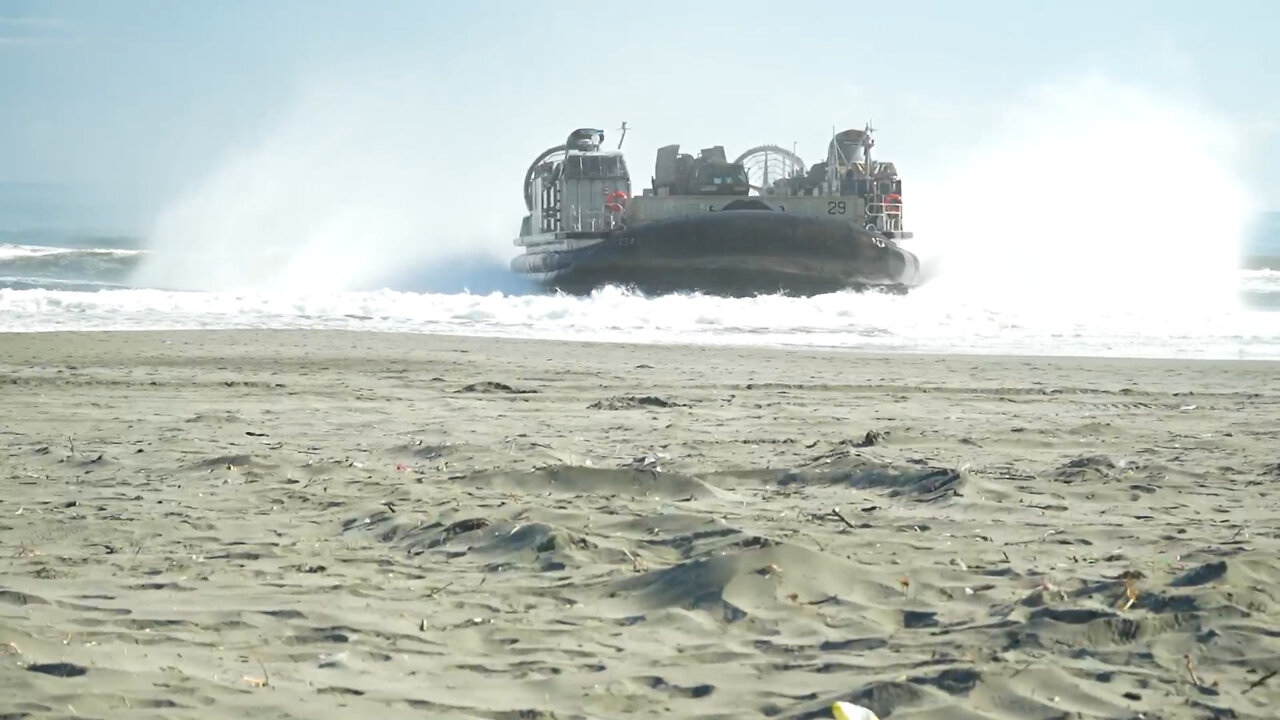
[511, 210, 920, 297]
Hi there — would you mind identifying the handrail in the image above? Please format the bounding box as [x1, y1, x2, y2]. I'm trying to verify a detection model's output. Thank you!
[567, 207, 618, 232]
[863, 200, 903, 216]
[863, 200, 905, 232]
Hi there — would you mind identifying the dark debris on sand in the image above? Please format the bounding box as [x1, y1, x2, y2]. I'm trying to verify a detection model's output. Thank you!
[456, 381, 539, 394]
[588, 395, 687, 410]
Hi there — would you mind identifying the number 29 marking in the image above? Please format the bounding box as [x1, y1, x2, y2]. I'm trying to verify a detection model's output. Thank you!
[827, 201, 847, 215]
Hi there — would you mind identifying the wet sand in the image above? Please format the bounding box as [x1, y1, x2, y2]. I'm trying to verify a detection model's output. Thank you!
[1, 329, 1278, 719]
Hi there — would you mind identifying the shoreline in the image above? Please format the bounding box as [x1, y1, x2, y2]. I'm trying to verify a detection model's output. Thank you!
[3, 326, 1278, 366]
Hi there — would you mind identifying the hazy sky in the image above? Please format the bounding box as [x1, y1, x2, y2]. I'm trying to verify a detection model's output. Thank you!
[3, 0, 1278, 236]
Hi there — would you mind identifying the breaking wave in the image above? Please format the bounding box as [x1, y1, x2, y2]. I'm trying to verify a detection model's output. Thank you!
[0, 243, 142, 289]
[2, 277, 1277, 359]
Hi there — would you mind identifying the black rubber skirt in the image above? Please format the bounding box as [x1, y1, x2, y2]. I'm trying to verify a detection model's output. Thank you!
[511, 210, 921, 297]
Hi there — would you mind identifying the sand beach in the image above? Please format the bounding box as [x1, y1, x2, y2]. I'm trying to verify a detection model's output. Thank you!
[1, 330, 1277, 719]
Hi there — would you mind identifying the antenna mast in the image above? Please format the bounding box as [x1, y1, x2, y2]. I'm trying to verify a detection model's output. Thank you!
[863, 120, 875, 176]
[617, 121, 629, 149]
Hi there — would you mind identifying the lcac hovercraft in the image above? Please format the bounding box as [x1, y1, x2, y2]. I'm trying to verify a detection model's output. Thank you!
[510, 124, 921, 297]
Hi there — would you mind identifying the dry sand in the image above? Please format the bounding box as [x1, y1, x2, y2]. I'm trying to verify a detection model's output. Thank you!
[1, 330, 1278, 719]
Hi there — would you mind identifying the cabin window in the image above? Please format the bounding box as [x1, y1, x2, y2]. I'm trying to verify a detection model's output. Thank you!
[561, 154, 627, 179]
[704, 169, 746, 185]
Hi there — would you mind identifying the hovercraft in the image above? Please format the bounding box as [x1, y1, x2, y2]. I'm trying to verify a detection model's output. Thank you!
[510, 125, 921, 297]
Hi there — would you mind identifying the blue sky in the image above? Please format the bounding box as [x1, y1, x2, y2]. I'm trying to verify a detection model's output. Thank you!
[2, 0, 1278, 238]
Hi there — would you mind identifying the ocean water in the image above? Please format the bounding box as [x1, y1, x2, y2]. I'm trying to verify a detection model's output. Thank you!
[3, 75, 1278, 360]
[4, 72, 1280, 362]
[1, 180, 1276, 360]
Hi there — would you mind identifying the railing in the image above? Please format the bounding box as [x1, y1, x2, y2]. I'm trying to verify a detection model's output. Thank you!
[567, 207, 623, 232]
[863, 200, 905, 233]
